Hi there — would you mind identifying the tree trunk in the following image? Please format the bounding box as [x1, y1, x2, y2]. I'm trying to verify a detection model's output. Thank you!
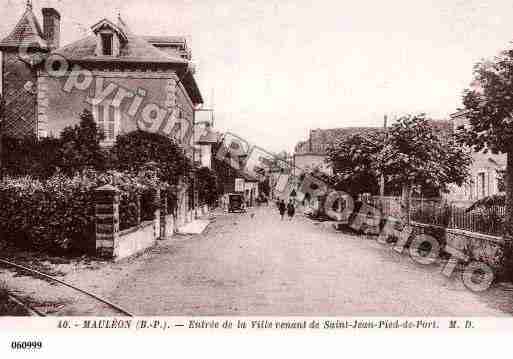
[506, 151, 513, 237]
[402, 183, 412, 225]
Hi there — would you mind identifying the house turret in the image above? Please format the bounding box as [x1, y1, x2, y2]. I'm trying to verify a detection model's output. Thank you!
[0, 1, 51, 137]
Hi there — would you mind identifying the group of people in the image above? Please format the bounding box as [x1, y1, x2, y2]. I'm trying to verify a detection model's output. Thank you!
[277, 199, 295, 220]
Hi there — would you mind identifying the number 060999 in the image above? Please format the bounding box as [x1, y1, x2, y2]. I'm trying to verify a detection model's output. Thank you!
[11, 341, 42, 350]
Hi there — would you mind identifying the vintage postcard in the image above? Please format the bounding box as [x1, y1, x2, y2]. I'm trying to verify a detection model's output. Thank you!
[0, 0, 512, 356]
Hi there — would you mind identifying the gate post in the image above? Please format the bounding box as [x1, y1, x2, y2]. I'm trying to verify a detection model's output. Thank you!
[152, 187, 161, 240]
[160, 189, 169, 239]
[95, 184, 120, 259]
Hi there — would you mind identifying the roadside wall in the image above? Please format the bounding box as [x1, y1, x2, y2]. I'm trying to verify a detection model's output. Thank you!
[117, 221, 156, 260]
[411, 221, 503, 265]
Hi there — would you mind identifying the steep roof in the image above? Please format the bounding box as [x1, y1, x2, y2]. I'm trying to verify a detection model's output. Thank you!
[0, 4, 47, 50]
[296, 127, 382, 155]
[142, 36, 187, 45]
[142, 36, 191, 60]
[53, 17, 187, 65]
[198, 128, 221, 144]
[53, 35, 188, 64]
[429, 119, 453, 135]
[450, 109, 470, 119]
[52, 16, 203, 104]
[310, 127, 381, 144]
[237, 169, 259, 183]
[295, 120, 453, 155]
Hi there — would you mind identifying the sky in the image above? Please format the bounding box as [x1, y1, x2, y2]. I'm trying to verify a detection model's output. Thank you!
[2, 0, 513, 153]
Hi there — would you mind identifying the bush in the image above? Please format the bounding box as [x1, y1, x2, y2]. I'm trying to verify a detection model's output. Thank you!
[0, 169, 164, 255]
[411, 203, 452, 227]
[119, 191, 140, 231]
[196, 167, 218, 206]
[496, 241, 513, 283]
[1, 136, 62, 179]
[58, 109, 107, 176]
[111, 130, 192, 185]
[1, 109, 107, 179]
[164, 190, 179, 215]
[0, 173, 97, 254]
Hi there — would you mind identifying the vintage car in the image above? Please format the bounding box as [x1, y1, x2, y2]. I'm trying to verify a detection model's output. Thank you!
[228, 193, 246, 213]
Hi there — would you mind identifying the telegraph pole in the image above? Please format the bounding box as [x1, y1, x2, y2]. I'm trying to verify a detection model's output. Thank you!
[192, 106, 197, 219]
[380, 115, 388, 198]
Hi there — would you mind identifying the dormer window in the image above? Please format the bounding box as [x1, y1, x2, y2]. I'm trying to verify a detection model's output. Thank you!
[91, 18, 127, 57]
[101, 33, 113, 55]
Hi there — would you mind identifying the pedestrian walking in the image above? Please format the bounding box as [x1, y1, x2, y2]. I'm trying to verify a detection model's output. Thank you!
[278, 199, 286, 220]
[287, 199, 295, 220]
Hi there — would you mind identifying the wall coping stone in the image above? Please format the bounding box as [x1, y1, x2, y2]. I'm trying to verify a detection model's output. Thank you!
[411, 221, 505, 245]
[119, 220, 154, 238]
[446, 228, 504, 245]
[95, 184, 119, 192]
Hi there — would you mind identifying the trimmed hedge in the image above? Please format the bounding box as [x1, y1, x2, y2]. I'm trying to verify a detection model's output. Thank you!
[0, 173, 97, 253]
[0, 169, 164, 254]
[1, 136, 62, 179]
[0, 115, 194, 255]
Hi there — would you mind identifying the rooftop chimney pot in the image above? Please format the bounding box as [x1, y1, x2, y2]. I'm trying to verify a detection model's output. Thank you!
[42, 8, 61, 50]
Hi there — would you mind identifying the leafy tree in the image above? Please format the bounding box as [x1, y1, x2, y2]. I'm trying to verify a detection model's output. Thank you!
[0, 94, 5, 174]
[276, 151, 290, 160]
[259, 176, 271, 197]
[59, 109, 106, 175]
[466, 194, 505, 214]
[195, 166, 218, 206]
[211, 141, 245, 194]
[0, 94, 4, 131]
[326, 131, 384, 197]
[268, 154, 291, 174]
[2, 135, 62, 178]
[2, 109, 106, 178]
[0, 93, 4, 121]
[377, 115, 471, 223]
[458, 51, 513, 234]
[112, 130, 192, 185]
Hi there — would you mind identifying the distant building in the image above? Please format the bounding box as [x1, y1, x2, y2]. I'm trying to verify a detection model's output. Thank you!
[195, 123, 220, 169]
[294, 121, 455, 197]
[446, 110, 506, 203]
[293, 127, 381, 175]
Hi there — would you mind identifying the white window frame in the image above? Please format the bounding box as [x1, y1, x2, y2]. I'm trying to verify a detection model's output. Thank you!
[92, 103, 120, 146]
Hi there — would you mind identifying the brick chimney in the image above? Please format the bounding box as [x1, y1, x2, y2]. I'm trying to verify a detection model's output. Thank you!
[42, 8, 61, 50]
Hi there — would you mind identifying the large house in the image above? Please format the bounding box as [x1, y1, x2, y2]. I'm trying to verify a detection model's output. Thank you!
[446, 110, 506, 203]
[0, 2, 203, 156]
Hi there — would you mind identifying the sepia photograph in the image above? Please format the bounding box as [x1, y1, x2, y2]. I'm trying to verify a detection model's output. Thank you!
[0, 0, 513, 354]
